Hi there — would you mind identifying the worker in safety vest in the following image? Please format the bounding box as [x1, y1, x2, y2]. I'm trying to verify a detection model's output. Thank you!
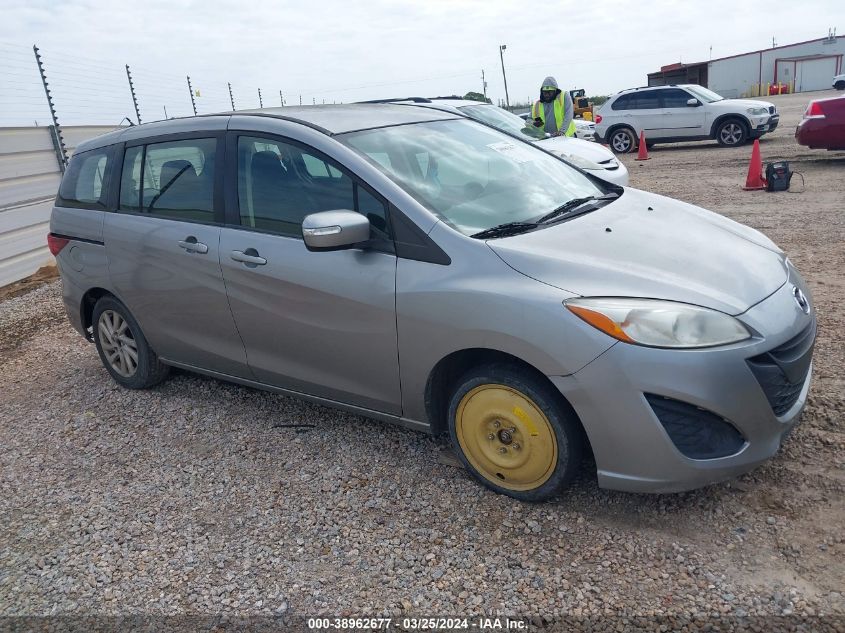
[531, 76, 576, 137]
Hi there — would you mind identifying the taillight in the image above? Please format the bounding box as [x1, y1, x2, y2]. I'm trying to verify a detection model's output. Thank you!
[47, 233, 70, 256]
[595, 114, 603, 124]
[805, 101, 825, 118]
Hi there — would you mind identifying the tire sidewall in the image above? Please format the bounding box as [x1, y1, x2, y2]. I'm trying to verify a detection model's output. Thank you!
[92, 296, 159, 389]
[447, 365, 582, 502]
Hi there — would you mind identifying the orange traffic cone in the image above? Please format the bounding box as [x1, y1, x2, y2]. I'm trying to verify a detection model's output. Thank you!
[741, 139, 767, 190]
[635, 131, 650, 160]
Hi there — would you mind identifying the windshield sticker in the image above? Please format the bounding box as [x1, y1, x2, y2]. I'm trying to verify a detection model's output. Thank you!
[486, 141, 536, 164]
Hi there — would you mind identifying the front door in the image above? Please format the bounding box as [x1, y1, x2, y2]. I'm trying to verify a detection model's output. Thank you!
[106, 135, 250, 377]
[658, 87, 706, 138]
[219, 133, 401, 414]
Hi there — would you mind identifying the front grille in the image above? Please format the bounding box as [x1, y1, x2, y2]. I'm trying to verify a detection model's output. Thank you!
[747, 319, 815, 416]
[645, 394, 746, 460]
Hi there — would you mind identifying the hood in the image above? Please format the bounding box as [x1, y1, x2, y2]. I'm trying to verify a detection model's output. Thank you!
[536, 135, 615, 164]
[713, 98, 775, 110]
[541, 76, 559, 90]
[487, 189, 787, 315]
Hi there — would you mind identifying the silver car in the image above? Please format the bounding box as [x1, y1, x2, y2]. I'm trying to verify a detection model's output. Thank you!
[49, 105, 814, 501]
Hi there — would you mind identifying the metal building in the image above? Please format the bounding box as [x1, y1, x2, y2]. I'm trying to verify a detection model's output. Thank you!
[648, 34, 844, 97]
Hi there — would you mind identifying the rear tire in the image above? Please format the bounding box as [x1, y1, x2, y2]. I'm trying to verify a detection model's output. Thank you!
[715, 118, 749, 146]
[608, 127, 637, 153]
[92, 296, 169, 389]
[447, 363, 583, 502]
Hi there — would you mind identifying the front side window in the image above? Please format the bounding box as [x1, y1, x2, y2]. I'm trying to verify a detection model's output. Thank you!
[119, 138, 216, 222]
[341, 119, 605, 236]
[661, 88, 694, 108]
[236, 136, 389, 239]
[58, 147, 111, 209]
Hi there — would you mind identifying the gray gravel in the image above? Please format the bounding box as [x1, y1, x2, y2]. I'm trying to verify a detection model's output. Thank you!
[1, 90, 844, 626]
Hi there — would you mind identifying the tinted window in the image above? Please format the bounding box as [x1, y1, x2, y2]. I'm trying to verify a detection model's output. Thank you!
[611, 94, 632, 110]
[661, 88, 694, 108]
[58, 147, 112, 209]
[629, 90, 660, 109]
[119, 138, 216, 223]
[237, 136, 389, 239]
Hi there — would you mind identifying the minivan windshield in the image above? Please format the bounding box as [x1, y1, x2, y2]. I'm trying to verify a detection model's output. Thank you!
[685, 85, 725, 103]
[458, 104, 547, 141]
[340, 119, 606, 236]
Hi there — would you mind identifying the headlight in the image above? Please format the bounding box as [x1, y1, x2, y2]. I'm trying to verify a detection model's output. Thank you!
[564, 298, 751, 348]
[747, 107, 769, 116]
[555, 152, 604, 171]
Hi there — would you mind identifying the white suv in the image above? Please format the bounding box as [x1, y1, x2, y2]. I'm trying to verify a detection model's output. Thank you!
[595, 85, 779, 153]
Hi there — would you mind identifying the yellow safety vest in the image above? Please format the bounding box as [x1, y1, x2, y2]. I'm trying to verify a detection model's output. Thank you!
[532, 95, 577, 137]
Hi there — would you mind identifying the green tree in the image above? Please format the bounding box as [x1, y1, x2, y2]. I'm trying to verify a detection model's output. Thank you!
[463, 91, 491, 103]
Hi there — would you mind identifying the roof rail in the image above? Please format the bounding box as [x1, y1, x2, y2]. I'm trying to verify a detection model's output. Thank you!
[357, 97, 433, 104]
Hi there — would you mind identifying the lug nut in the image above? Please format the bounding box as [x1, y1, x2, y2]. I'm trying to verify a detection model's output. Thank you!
[487, 433, 495, 440]
[498, 447, 508, 454]
[493, 420, 501, 428]
[512, 443, 521, 450]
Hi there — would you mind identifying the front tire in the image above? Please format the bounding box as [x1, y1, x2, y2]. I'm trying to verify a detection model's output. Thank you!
[447, 364, 583, 502]
[608, 127, 636, 153]
[834, 81, 845, 90]
[92, 296, 169, 389]
[715, 118, 749, 146]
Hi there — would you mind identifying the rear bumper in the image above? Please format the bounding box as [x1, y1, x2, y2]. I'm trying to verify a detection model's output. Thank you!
[795, 117, 844, 149]
[550, 276, 815, 493]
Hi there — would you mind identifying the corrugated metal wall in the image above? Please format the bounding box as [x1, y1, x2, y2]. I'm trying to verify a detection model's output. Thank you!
[0, 125, 122, 287]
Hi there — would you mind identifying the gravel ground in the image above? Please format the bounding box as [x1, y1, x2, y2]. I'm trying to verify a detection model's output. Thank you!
[1, 90, 843, 628]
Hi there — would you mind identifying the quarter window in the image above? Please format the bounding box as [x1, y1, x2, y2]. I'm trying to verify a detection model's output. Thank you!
[236, 136, 390, 239]
[57, 147, 112, 209]
[118, 138, 216, 223]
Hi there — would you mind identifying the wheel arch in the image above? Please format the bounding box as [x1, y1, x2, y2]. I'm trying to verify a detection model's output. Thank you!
[424, 348, 591, 454]
[80, 287, 117, 340]
[710, 113, 751, 139]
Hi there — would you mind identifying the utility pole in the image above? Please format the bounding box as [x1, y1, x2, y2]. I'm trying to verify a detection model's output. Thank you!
[280, 90, 284, 106]
[499, 44, 510, 108]
[186, 76, 197, 115]
[258, 88, 263, 108]
[125, 65, 141, 124]
[481, 69, 488, 101]
[228, 82, 236, 110]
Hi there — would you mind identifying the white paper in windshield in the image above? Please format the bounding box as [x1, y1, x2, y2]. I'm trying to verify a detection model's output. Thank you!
[486, 141, 536, 164]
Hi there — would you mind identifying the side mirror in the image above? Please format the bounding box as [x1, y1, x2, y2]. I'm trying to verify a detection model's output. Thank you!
[686, 98, 701, 107]
[302, 210, 370, 251]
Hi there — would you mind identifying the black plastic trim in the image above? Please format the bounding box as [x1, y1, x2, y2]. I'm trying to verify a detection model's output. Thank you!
[389, 206, 451, 265]
[49, 232, 104, 247]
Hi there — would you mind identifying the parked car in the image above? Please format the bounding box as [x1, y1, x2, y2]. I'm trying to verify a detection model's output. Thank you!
[595, 84, 779, 152]
[50, 105, 814, 501]
[518, 111, 596, 140]
[795, 94, 845, 150]
[383, 98, 627, 185]
[834, 74, 845, 90]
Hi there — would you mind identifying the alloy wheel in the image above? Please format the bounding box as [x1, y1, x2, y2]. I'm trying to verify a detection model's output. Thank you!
[97, 310, 138, 378]
[719, 122, 744, 145]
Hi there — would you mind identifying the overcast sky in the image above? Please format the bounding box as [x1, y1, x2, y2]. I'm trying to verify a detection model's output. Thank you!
[0, 0, 840, 125]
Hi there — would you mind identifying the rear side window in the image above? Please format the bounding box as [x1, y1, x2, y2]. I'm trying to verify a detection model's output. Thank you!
[611, 91, 660, 110]
[119, 138, 216, 223]
[57, 147, 112, 209]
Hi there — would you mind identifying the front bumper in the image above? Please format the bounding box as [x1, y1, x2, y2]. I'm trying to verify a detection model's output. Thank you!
[550, 276, 815, 493]
[752, 114, 779, 136]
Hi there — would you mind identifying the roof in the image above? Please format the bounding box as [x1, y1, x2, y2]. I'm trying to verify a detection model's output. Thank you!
[74, 104, 461, 153]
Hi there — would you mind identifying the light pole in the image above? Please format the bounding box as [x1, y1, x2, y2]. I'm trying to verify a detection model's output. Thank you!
[499, 44, 510, 108]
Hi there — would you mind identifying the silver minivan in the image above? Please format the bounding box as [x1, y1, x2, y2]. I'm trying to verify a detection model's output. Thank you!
[49, 105, 814, 501]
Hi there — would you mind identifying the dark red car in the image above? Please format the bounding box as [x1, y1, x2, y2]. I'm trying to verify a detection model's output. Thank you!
[795, 95, 845, 150]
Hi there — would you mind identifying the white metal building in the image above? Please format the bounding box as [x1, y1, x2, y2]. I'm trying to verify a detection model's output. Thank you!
[648, 34, 845, 97]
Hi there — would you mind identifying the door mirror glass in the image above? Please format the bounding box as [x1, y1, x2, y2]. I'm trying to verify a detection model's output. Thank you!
[687, 98, 701, 107]
[302, 210, 370, 251]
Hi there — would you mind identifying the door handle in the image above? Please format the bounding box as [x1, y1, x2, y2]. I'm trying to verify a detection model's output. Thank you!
[231, 249, 267, 266]
[178, 237, 208, 254]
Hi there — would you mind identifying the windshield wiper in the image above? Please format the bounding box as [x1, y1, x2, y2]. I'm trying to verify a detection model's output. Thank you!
[471, 221, 538, 239]
[535, 193, 619, 225]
